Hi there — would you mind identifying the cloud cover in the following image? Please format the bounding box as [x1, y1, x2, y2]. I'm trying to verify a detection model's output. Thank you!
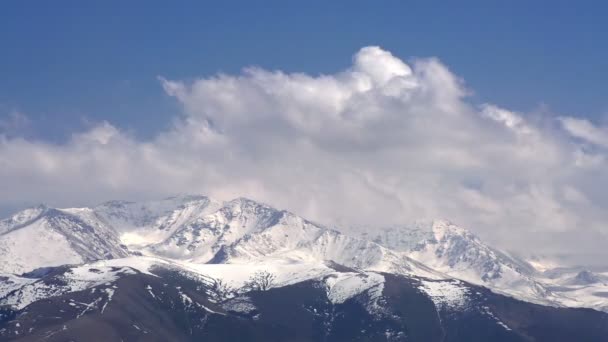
[1, 47, 607, 263]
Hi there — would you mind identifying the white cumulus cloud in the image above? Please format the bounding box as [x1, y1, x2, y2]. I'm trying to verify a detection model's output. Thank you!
[1, 46, 607, 264]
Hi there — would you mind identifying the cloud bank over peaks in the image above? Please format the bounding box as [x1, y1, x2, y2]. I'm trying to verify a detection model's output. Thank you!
[1, 46, 607, 264]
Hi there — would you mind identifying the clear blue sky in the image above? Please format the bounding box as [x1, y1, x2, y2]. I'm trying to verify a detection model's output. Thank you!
[1, 1, 606, 141]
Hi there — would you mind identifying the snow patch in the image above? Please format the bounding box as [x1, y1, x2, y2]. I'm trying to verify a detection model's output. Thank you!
[222, 297, 256, 314]
[0, 266, 133, 309]
[325, 272, 384, 304]
[481, 306, 511, 331]
[101, 288, 114, 313]
[418, 279, 470, 310]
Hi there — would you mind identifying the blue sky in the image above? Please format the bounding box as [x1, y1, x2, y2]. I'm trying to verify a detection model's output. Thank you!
[1, 1, 606, 141]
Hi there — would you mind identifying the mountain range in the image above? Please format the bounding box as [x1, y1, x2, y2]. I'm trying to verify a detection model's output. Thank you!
[1, 195, 607, 341]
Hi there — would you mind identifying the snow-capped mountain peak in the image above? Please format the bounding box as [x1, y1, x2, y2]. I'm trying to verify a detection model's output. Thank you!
[348, 219, 535, 282]
[94, 195, 220, 230]
[429, 219, 471, 241]
[0, 204, 48, 235]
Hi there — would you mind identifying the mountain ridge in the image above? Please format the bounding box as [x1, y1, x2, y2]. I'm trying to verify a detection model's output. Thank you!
[1, 195, 607, 314]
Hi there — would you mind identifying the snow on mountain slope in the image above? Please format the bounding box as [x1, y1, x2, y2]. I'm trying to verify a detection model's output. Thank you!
[0, 205, 47, 235]
[0, 207, 128, 274]
[0, 264, 137, 310]
[0, 256, 385, 315]
[325, 271, 384, 304]
[535, 267, 608, 312]
[408, 220, 536, 283]
[2, 195, 608, 313]
[352, 221, 536, 282]
[4, 260, 608, 342]
[352, 220, 535, 282]
[351, 219, 608, 311]
[0, 219, 84, 274]
[100, 196, 439, 279]
[147, 198, 284, 261]
[0, 195, 439, 304]
[93, 195, 223, 247]
[94, 195, 216, 229]
[418, 278, 471, 310]
[154, 201, 444, 278]
[222, 227, 441, 278]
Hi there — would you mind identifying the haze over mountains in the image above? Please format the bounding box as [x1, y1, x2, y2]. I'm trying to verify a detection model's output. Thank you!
[1, 195, 607, 341]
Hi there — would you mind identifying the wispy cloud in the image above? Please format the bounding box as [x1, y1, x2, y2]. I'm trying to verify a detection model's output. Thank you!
[0, 110, 31, 137]
[559, 117, 608, 148]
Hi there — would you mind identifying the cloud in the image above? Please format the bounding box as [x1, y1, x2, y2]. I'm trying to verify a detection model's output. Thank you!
[1, 46, 607, 264]
[559, 116, 608, 148]
[0, 110, 31, 137]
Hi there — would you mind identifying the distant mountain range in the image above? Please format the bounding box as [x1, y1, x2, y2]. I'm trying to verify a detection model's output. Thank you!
[1, 195, 607, 341]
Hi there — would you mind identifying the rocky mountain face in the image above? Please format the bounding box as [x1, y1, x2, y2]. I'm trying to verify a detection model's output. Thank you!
[1, 195, 608, 341]
[2, 263, 608, 342]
